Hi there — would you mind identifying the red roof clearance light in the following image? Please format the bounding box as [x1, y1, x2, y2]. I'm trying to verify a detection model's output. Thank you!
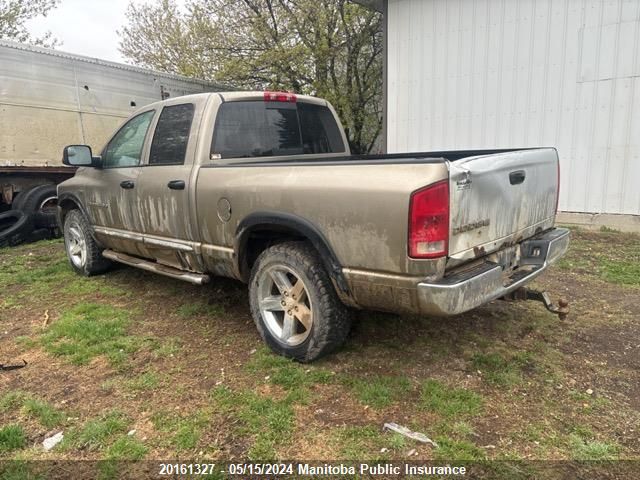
[264, 91, 297, 103]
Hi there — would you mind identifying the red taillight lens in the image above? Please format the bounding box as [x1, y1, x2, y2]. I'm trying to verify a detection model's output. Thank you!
[408, 180, 450, 259]
[264, 91, 297, 103]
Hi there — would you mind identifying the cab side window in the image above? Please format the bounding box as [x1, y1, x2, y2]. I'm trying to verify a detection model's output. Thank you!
[149, 104, 195, 165]
[102, 110, 155, 168]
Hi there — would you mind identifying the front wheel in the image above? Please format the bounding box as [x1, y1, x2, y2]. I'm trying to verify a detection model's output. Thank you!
[63, 210, 112, 276]
[249, 242, 352, 362]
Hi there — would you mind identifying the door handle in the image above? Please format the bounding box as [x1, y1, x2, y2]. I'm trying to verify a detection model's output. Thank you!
[167, 180, 185, 190]
[120, 180, 135, 189]
[509, 170, 526, 185]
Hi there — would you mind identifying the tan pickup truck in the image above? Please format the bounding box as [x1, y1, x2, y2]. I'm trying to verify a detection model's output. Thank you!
[57, 91, 570, 361]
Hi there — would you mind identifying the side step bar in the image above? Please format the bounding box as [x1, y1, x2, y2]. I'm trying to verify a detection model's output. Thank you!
[102, 250, 210, 285]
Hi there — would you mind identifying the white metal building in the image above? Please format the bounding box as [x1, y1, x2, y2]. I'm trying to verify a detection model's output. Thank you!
[356, 0, 640, 221]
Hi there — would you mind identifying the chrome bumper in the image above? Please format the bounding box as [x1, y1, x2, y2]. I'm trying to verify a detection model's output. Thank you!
[416, 228, 570, 316]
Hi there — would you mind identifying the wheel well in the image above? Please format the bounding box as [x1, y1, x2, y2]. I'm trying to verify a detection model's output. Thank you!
[57, 197, 82, 225]
[240, 226, 306, 280]
[235, 213, 351, 297]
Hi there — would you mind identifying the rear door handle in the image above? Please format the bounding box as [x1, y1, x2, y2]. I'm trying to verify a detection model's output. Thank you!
[167, 180, 185, 190]
[120, 180, 135, 189]
[509, 170, 526, 185]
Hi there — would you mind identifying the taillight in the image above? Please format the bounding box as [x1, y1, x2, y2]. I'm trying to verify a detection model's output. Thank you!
[264, 91, 297, 103]
[408, 180, 450, 258]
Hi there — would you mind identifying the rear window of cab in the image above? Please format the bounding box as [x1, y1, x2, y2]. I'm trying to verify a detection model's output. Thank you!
[211, 101, 345, 159]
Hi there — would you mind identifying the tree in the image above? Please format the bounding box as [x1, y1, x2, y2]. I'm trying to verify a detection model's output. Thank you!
[0, 0, 60, 47]
[119, 0, 382, 153]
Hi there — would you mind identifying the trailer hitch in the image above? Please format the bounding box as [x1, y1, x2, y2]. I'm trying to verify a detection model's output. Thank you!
[502, 288, 569, 320]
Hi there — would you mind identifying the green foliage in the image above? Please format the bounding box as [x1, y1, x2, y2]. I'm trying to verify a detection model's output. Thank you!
[0, 0, 60, 47]
[119, 0, 383, 153]
[40, 302, 137, 366]
[0, 425, 26, 453]
[420, 380, 483, 417]
[342, 374, 411, 409]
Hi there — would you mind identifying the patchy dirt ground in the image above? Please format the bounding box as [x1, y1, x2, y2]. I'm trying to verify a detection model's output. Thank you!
[0, 228, 638, 477]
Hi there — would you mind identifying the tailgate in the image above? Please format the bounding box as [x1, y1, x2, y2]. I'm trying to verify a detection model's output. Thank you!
[448, 148, 559, 262]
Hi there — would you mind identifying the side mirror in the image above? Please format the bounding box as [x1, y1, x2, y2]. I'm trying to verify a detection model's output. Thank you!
[63, 145, 101, 167]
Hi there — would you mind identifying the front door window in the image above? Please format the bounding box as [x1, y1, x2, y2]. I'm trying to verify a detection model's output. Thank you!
[102, 110, 155, 168]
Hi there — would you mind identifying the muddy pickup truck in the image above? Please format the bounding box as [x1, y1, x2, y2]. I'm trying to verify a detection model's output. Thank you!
[57, 91, 570, 361]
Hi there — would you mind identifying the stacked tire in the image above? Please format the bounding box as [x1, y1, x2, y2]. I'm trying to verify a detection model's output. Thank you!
[0, 184, 60, 248]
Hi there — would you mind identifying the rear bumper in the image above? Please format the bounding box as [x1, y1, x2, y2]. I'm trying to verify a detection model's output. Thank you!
[416, 227, 570, 316]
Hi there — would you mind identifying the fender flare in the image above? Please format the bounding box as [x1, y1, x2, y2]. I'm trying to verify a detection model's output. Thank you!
[234, 211, 350, 295]
[57, 192, 92, 231]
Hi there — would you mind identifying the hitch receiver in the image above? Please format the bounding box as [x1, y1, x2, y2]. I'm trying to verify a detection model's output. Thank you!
[502, 287, 569, 320]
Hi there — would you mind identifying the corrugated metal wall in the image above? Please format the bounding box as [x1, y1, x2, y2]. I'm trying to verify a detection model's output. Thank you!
[387, 0, 640, 215]
[0, 41, 224, 167]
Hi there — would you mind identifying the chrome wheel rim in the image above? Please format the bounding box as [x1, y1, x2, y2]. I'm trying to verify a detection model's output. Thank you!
[66, 224, 87, 268]
[257, 265, 313, 346]
[39, 195, 58, 213]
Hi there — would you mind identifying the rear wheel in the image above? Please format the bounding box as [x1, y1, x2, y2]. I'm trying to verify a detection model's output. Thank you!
[63, 210, 112, 275]
[249, 242, 351, 362]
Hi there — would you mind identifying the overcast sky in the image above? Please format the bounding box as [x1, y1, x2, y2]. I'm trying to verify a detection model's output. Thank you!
[25, 0, 149, 63]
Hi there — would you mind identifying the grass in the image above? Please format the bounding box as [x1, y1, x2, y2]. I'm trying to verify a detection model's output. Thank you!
[471, 351, 536, 386]
[0, 425, 26, 453]
[62, 411, 129, 451]
[40, 302, 138, 366]
[420, 380, 483, 417]
[125, 371, 161, 392]
[433, 437, 486, 461]
[342, 374, 411, 409]
[246, 347, 333, 393]
[177, 301, 224, 318]
[22, 398, 65, 428]
[151, 410, 209, 451]
[210, 386, 295, 460]
[0, 391, 65, 429]
[105, 436, 148, 460]
[1, 233, 638, 463]
[569, 433, 619, 460]
[556, 229, 640, 286]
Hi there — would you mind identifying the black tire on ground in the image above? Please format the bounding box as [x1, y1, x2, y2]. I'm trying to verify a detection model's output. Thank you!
[63, 209, 112, 276]
[0, 210, 34, 248]
[13, 184, 57, 216]
[33, 211, 59, 230]
[249, 241, 352, 362]
[28, 228, 54, 243]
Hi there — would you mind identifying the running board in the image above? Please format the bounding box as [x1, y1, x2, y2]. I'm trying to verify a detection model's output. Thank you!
[102, 250, 210, 285]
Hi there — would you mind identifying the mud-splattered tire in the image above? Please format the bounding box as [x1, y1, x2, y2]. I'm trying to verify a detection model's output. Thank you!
[249, 241, 352, 362]
[63, 209, 112, 276]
